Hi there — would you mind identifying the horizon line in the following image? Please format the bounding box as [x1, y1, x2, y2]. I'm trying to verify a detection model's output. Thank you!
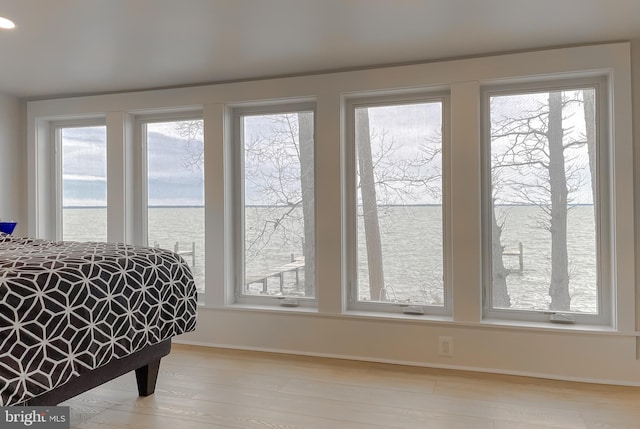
[63, 203, 596, 209]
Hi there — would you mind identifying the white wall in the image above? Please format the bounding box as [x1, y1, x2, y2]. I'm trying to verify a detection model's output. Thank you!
[0, 92, 25, 234]
[26, 43, 640, 386]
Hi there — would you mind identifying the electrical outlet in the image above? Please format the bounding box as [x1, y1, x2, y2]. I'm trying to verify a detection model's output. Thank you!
[438, 336, 453, 357]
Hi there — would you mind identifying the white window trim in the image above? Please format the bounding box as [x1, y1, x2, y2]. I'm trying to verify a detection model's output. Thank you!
[480, 76, 612, 326]
[134, 111, 204, 246]
[344, 92, 452, 316]
[231, 101, 318, 308]
[134, 111, 206, 301]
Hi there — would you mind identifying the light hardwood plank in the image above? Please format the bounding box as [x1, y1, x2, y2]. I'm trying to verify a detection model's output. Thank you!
[63, 344, 640, 429]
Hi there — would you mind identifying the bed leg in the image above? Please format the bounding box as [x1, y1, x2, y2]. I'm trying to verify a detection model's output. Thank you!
[135, 358, 162, 396]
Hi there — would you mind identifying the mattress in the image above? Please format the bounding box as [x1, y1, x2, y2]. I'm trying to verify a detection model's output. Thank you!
[0, 233, 197, 405]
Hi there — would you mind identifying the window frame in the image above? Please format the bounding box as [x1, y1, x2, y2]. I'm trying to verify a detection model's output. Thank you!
[135, 111, 206, 298]
[51, 118, 107, 242]
[344, 92, 451, 316]
[480, 76, 612, 325]
[232, 101, 318, 308]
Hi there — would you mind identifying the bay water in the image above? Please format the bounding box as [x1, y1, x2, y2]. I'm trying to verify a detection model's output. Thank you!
[62, 205, 597, 313]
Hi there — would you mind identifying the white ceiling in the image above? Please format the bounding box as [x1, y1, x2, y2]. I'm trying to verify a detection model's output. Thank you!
[1, 0, 639, 100]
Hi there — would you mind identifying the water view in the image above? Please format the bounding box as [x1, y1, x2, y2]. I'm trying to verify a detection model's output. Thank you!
[63, 207, 205, 292]
[63, 204, 598, 313]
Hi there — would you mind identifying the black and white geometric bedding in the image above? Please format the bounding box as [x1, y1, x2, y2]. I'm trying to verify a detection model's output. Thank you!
[0, 232, 197, 406]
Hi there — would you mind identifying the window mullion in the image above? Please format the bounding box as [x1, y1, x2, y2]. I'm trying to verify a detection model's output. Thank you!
[450, 81, 483, 323]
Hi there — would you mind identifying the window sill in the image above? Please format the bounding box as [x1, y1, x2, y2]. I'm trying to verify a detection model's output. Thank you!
[199, 302, 319, 315]
[480, 318, 620, 335]
[342, 310, 453, 324]
[196, 303, 633, 336]
[341, 311, 622, 334]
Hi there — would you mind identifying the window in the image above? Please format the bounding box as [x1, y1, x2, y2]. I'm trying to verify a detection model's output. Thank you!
[234, 105, 315, 305]
[30, 43, 631, 334]
[56, 124, 107, 242]
[141, 117, 205, 293]
[347, 97, 447, 314]
[483, 80, 610, 324]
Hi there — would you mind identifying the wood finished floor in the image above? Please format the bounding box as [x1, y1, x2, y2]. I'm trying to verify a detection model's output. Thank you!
[64, 344, 640, 429]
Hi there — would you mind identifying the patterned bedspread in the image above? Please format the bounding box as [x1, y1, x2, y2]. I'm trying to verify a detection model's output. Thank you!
[0, 233, 197, 405]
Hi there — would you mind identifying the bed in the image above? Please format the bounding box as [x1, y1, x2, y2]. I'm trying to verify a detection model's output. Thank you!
[0, 232, 197, 406]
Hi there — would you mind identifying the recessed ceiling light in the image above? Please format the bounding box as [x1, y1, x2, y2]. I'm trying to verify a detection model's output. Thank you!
[0, 16, 16, 29]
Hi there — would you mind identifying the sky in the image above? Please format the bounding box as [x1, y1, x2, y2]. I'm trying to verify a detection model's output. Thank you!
[61, 91, 594, 208]
[490, 89, 594, 205]
[62, 123, 204, 207]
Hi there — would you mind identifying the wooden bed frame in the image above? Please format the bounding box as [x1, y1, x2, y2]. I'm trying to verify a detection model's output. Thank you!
[19, 339, 172, 406]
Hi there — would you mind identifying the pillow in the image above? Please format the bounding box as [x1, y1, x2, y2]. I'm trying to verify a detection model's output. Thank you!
[0, 222, 17, 235]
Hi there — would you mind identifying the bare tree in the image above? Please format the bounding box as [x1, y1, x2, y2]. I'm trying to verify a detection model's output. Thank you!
[491, 200, 511, 308]
[489, 142, 512, 308]
[177, 107, 444, 304]
[547, 92, 570, 310]
[583, 90, 597, 204]
[298, 112, 315, 296]
[355, 108, 385, 301]
[242, 113, 315, 296]
[490, 90, 594, 311]
[175, 116, 315, 296]
[356, 107, 443, 303]
[176, 120, 205, 171]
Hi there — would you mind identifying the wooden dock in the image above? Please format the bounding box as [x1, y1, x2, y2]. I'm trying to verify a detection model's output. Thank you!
[503, 242, 524, 272]
[154, 241, 196, 266]
[246, 255, 305, 293]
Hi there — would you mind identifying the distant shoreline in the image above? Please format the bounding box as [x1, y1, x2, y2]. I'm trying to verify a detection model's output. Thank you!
[63, 203, 596, 209]
[64, 205, 205, 209]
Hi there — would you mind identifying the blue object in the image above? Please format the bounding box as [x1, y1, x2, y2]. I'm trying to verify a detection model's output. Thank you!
[0, 222, 17, 234]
